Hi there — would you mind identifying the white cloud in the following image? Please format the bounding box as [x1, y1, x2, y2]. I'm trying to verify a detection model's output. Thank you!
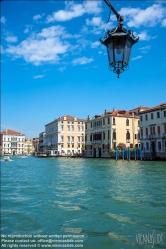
[58, 66, 66, 72]
[0, 16, 6, 23]
[86, 17, 103, 27]
[139, 45, 151, 53]
[91, 41, 100, 48]
[0, 45, 4, 54]
[137, 31, 150, 41]
[5, 25, 70, 66]
[162, 19, 166, 27]
[5, 36, 18, 43]
[72, 56, 94, 65]
[24, 25, 33, 34]
[131, 56, 142, 61]
[33, 14, 45, 21]
[33, 74, 46, 79]
[119, 4, 166, 28]
[46, 1, 102, 23]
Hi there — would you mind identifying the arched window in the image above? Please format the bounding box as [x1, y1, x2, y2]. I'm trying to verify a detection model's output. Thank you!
[158, 126, 160, 135]
[146, 128, 148, 136]
[126, 131, 130, 139]
[126, 118, 129, 126]
[153, 127, 155, 134]
[113, 130, 116, 139]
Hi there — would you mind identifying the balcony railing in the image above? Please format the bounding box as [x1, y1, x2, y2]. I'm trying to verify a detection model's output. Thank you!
[148, 134, 157, 139]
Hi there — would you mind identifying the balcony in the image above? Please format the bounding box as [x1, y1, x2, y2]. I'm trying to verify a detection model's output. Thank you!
[162, 133, 166, 138]
[148, 134, 157, 139]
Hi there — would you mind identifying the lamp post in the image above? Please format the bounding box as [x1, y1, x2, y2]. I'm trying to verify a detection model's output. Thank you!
[100, 0, 139, 78]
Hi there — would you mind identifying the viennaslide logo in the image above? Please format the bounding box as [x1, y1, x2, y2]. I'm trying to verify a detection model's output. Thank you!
[136, 229, 164, 248]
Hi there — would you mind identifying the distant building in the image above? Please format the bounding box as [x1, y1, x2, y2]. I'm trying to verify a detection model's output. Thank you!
[39, 132, 46, 152]
[84, 109, 140, 158]
[44, 115, 86, 156]
[139, 102, 166, 159]
[0, 129, 25, 155]
[32, 138, 39, 152]
[24, 138, 35, 155]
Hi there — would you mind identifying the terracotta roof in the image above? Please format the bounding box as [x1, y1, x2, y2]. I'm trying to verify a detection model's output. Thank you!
[140, 102, 166, 113]
[92, 110, 138, 119]
[0, 129, 24, 135]
[58, 115, 86, 122]
[129, 106, 150, 112]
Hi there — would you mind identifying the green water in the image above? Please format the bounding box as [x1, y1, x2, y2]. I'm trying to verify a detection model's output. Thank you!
[1, 157, 166, 248]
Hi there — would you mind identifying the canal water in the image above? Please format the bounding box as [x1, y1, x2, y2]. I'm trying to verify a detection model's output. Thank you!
[1, 157, 166, 249]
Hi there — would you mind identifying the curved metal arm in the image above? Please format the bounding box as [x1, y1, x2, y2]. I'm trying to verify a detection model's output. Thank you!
[104, 0, 124, 23]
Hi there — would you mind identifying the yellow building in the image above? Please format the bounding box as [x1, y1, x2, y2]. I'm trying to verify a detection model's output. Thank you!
[44, 115, 86, 156]
[24, 138, 35, 155]
[85, 109, 140, 158]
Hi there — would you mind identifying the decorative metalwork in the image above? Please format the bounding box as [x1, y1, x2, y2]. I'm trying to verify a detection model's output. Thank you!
[100, 0, 139, 78]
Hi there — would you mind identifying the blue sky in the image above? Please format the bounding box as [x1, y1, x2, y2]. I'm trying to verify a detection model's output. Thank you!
[1, 0, 166, 138]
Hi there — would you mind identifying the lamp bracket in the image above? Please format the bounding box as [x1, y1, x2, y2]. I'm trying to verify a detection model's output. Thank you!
[104, 0, 124, 24]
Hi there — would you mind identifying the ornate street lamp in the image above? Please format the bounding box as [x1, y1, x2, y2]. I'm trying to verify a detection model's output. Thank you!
[100, 0, 139, 78]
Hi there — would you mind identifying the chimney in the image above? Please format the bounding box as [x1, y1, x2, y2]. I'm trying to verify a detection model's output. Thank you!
[104, 109, 107, 115]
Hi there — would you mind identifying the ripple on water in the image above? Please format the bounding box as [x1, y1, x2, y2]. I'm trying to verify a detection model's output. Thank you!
[1, 157, 166, 248]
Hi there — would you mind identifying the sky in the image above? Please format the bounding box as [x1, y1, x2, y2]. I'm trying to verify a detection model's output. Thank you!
[1, 0, 166, 138]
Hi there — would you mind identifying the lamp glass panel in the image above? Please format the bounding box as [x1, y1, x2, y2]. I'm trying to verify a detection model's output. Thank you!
[106, 37, 114, 65]
[113, 35, 126, 62]
[124, 35, 134, 64]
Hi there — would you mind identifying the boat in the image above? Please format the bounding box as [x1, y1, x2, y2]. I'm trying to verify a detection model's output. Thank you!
[3, 156, 10, 161]
[21, 155, 27, 158]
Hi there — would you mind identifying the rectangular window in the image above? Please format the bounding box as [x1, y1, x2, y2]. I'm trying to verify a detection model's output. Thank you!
[140, 116, 143, 121]
[103, 119, 105, 125]
[61, 136, 64, 142]
[157, 112, 160, 118]
[72, 137, 74, 142]
[146, 142, 149, 150]
[78, 126, 80, 131]
[151, 113, 154, 119]
[78, 136, 80, 142]
[135, 134, 137, 139]
[85, 123, 87, 129]
[72, 125, 74, 131]
[108, 117, 110, 124]
[61, 125, 63, 131]
[108, 130, 110, 139]
[164, 111, 166, 117]
[91, 122, 92, 128]
[67, 136, 70, 142]
[67, 125, 70, 131]
[145, 114, 148, 121]
[82, 126, 84, 131]
[158, 141, 161, 150]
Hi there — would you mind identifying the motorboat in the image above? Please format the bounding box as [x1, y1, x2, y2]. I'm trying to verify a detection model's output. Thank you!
[3, 156, 10, 161]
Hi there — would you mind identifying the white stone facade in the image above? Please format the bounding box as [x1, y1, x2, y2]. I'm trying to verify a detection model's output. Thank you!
[0, 129, 25, 155]
[139, 103, 166, 158]
[44, 115, 86, 156]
